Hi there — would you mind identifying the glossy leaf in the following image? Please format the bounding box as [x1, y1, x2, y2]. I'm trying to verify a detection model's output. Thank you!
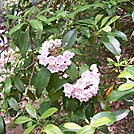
[14, 78, 25, 92]
[118, 83, 134, 91]
[79, 64, 89, 76]
[85, 104, 95, 120]
[92, 117, 111, 128]
[25, 104, 37, 118]
[66, 62, 78, 82]
[15, 116, 32, 124]
[44, 124, 62, 134]
[107, 88, 134, 102]
[23, 125, 36, 134]
[4, 77, 12, 94]
[37, 15, 48, 23]
[0, 116, 6, 134]
[101, 16, 110, 28]
[7, 14, 21, 20]
[77, 125, 95, 134]
[29, 20, 43, 32]
[111, 31, 127, 41]
[7, 97, 19, 111]
[118, 70, 134, 80]
[64, 122, 82, 132]
[62, 29, 77, 49]
[90, 111, 116, 126]
[125, 66, 134, 77]
[9, 23, 25, 35]
[114, 109, 130, 121]
[106, 16, 120, 26]
[102, 36, 121, 55]
[81, 27, 90, 38]
[19, 30, 29, 57]
[100, 100, 110, 110]
[34, 67, 50, 98]
[95, 14, 103, 24]
[102, 26, 111, 32]
[40, 107, 58, 119]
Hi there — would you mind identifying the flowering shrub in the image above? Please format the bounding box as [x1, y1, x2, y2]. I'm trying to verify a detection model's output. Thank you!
[38, 39, 75, 73]
[0, 0, 134, 134]
[63, 64, 100, 102]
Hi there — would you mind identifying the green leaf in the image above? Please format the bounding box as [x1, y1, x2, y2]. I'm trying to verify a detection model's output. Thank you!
[0, 116, 6, 134]
[7, 14, 21, 20]
[65, 98, 79, 112]
[106, 16, 120, 26]
[34, 67, 50, 98]
[15, 116, 32, 124]
[64, 122, 82, 132]
[44, 124, 62, 134]
[81, 27, 90, 38]
[23, 125, 36, 134]
[79, 64, 89, 76]
[9, 23, 25, 35]
[14, 78, 25, 92]
[111, 31, 127, 41]
[19, 30, 29, 57]
[29, 20, 43, 32]
[85, 104, 95, 120]
[7, 97, 19, 111]
[118, 70, 134, 80]
[102, 36, 121, 55]
[25, 104, 37, 119]
[37, 15, 48, 24]
[95, 14, 103, 24]
[114, 109, 130, 121]
[92, 117, 111, 128]
[77, 125, 95, 134]
[100, 100, 110, 111]
[4, 77, 12, 94]
[107, 88, 134, 102]
[40, 107, 58, 119]
[62, 29, 77, 49]
[101, 16, 110, 28]
[125, 66, 134, 77]
[90, 111, 116, 126]
[66, 62, 78, 82]
[118, 83, 134, 91]
[102, 26, 111, 32]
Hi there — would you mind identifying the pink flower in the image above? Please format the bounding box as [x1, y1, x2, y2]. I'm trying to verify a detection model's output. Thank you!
[63, 83, 74, 98]
[56, 55, 65, 65]
[48, 56, 56, 65]
[63, 64, 100, 102]
[63, 51, 75, 59]
[38, 39, 75, 73]
[37, 55, 48, 66]
[47, 65, 59, 73]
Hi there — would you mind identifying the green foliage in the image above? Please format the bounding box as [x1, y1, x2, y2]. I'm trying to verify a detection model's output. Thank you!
[0, 0, 134, 133]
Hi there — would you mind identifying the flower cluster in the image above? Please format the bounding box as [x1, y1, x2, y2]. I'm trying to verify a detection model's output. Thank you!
[38, 39, 75, 73]
[63, 64, 100, 102]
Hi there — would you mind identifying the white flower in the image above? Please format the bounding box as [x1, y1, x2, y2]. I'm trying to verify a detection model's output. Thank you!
[63, 51, 75, 59]
[38, 39, 75, 73]
[63, 64, 100, 102]
[48, 56, 56, 65]
[47, 65, 58, 73]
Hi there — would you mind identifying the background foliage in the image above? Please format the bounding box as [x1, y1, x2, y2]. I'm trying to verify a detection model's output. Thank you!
[0, 0, 134, 134]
